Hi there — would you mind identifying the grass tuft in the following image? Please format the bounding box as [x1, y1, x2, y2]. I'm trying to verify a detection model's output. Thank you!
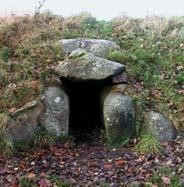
[135, 133, 162, 154]
[31, 124, 55, 148]
[0, 132, 15, 158]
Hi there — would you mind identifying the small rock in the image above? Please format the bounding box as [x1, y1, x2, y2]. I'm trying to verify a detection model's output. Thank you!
[144, 111, 177, 142]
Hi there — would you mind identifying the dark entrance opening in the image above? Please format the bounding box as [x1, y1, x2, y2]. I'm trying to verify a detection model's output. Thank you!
[62, 79, 108, 143]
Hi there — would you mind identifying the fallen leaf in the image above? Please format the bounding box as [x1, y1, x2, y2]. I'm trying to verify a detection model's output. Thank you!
[40, 172, 46, 178]
[8, 107, 17, 113]
[177, 90, 184, 95]
[166, 160, 173, 166]
[104, 163, 113, 169]
[26, 172, 36, 179]
[39, 178, 51, 187]
[162, 176, 170, 184]
[12, 177, 19, 187]
[115, 160, 124, 166]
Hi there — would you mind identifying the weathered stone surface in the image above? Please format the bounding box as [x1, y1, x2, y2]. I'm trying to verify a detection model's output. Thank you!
[102, 92, 135, 145]
[7, 100, 44, 141]
[144, 111, 177, 142]
[112, 72, 128, 84]
[61, 38, 120, 57]
[41, 86, 69, 136]
[55, 49, 124, 81]
[111, 83, 128, 93]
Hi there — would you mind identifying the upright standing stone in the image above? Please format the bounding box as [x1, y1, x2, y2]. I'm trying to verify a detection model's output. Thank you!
[41, 87, 69, 136]
[102, 92, 135, 145]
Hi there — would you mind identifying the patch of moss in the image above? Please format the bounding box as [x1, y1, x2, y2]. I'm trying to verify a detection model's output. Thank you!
[107, 136, 130, 147]
[68, 49, 87, 59]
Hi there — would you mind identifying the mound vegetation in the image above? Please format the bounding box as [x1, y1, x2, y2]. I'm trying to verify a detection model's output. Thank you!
[0, 12, 183, 154]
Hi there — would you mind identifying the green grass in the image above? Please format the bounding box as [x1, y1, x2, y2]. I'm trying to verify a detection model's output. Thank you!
[151, 166, 183, 186]
[30, 123, 55, 148]
[107, 136, 131, 147]
[135, 133, 162, 154]
[19, 174, 71, 187]
[0, 13, 184, 155]
[0, 132, 15, 158]
[47, 175, 71, 187]
[0, 113, 16, 157]
[177, 73, 184, 84]
[0, 46, 11, 62]
[20, 177, 37, 187]
[0, 112, 56, 157]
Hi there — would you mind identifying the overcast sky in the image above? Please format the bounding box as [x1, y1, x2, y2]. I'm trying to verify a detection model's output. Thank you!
[0, 0, 184, 20]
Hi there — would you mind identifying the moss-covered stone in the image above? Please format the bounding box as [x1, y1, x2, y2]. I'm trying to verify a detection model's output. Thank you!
[60, 38, 120, 58]
[55, 49, 125, 81]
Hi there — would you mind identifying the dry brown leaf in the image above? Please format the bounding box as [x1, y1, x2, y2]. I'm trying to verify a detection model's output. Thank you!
[26, 172, 36, 179]
[162, 176, 170, 184]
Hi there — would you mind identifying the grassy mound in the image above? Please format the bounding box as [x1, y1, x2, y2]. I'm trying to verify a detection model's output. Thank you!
[0, 12, 183, 133]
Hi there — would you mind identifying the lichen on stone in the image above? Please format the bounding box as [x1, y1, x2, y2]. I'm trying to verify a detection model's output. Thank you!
[68, 49, 87, 59]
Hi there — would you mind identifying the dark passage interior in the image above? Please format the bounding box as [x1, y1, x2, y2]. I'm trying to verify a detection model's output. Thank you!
[62, 79, 107, 142]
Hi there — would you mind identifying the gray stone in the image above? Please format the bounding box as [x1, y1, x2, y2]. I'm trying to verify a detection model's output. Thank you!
[61, 38, 120, 58]
[102, 92, 135, 145]
[55, 49, 124, 81]
[112, 72, 128, 84]
[145, 111, 177, 142]
[6, 100, 44, 141]
[111, 83, 128, 93]
[41, 87, 69, 136]
[129, 181, 144, 187]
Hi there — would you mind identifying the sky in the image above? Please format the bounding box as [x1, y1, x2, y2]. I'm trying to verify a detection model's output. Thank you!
[0, 0, 184, 20]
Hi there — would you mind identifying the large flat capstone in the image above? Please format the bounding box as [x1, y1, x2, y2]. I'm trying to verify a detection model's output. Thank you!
[61, 38, 120, 58]
[55, 49, 125, 81]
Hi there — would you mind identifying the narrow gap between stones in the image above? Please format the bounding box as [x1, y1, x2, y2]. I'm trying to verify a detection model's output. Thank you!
[62, 78, 111, 144]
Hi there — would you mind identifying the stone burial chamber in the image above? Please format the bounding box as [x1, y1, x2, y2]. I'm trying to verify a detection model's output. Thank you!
[2, 38, 177, 146]
[4, 39, 136, 146]
[41, 48, 136, 144]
